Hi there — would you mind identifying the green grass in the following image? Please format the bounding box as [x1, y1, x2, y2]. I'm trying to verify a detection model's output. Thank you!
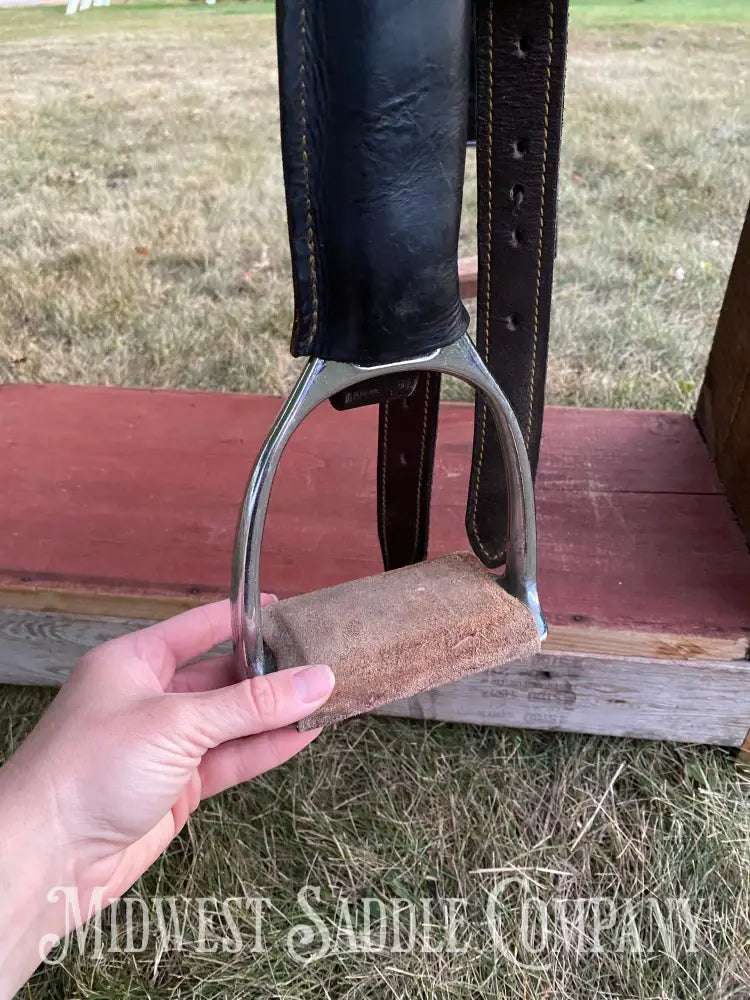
[1, 10, 747, 406]
[1, 4, 749, 998]
[4, 686, 750, 1000]
[0, 1, 275, 43]
[570, 0, 750, 26]
[2, 0, 749, 47]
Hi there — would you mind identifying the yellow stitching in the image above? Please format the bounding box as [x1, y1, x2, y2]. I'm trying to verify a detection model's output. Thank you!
[526, 0, 555, 446]
[469, 0, 495, 562]
[380, 401, 391, 568]
[299, 6, 319, 343]
[410, 373, 433, 563]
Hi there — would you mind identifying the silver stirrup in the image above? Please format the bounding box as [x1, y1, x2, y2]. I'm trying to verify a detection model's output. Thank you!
[230, 330, 546, 676]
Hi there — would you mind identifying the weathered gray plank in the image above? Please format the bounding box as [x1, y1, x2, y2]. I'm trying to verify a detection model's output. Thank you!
[377, 653, 750, 747]
[1, 609, 749, 746]
[0, 610, 153, 686]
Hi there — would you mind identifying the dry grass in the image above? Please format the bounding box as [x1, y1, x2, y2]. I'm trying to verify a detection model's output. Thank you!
[1, 7, 301, 394]
[1, 5, 750, 999]
[0, 8, 748, 408]
[549, 27, 749, 409]
[3, 685, 750, 1000]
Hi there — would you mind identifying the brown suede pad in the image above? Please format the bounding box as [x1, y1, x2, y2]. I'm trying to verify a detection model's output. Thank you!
[262, 552, 542, 731]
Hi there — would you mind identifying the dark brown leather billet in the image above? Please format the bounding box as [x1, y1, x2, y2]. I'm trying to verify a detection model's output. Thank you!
[467, 0, 570, 567]
[377, 372, 441, 570]
[277, 0, 470, 365]
[376, 0, 569, 572]
[261, 553, 542, 731]
[333, 369, 440, 572]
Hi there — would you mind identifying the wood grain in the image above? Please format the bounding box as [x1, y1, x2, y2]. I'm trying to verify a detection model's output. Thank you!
[696, 199, 750, 543]
[1, 385, 748, 660]
[377, 648, 750, 748]
[0, 586, 742, 662]
[2, 608, 749, 747]
[0, 609, 146, 686]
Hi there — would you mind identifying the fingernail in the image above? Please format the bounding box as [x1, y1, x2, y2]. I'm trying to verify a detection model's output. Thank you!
[268, 594, 279, 604]
[293, 664, 335, 703]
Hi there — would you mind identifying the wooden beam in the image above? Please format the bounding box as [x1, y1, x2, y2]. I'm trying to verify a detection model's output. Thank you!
[2, 387, 747, 656]
[379, 649, 750, 748]
[695, 199, 750, 543]
[0, 586, 743, 663]
[2, 607, 749, 747]
[2, 385, 749, 744]
[0, 608, 143, 687]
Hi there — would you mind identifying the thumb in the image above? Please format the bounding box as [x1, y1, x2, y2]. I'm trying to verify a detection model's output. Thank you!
[178, 664, 335, 747]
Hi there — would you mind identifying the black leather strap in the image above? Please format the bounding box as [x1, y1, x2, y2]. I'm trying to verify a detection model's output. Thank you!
[276, 0, 568, 573]
[466, 0, 569, 567]
[330, 366, 439, 572]
[277, 0, 470, 365]
[376, 0, 569, 572]
[377, 372, 441, 570]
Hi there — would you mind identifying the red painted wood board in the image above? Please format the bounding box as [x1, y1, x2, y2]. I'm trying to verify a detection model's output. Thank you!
[1, 384, 748, 651]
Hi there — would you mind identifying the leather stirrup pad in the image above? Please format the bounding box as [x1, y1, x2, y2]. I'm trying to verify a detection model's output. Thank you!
[467, 0, 569, 566]
[264, 553, 542, 731]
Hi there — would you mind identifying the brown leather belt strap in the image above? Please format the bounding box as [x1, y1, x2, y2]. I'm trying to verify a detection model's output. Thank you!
[330, 368, 439, 571]
[376, 0, 569, 572]
[467, 0, 569, 566]
[377, 371, 441, 570]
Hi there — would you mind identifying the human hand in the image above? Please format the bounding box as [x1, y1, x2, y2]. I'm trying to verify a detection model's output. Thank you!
[0, 597, 334, 996]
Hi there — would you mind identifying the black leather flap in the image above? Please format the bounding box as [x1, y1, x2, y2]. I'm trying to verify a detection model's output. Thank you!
[277, 0, 471, 364]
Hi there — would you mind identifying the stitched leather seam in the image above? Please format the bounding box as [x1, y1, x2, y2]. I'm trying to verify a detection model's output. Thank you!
[380, 401, 391, 569]
[411, 373, 433, 564]
[299, 5, 319, 346]
[526, 0, 555, 446]
[468, 0, 495, 563]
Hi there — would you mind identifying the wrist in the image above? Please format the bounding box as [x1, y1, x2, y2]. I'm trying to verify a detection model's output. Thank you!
[0, 759, 76, 998]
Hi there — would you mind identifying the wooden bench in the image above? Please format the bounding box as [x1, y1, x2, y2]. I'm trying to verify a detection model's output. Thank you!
[2, 381, 749, 745]
[2, 203, 749, 748]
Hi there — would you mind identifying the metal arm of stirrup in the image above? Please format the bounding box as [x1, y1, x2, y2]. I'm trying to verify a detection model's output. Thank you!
[230, 332, 545, 677]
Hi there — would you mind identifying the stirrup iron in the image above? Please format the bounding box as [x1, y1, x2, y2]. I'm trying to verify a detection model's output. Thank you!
[230, 331, 545, 677]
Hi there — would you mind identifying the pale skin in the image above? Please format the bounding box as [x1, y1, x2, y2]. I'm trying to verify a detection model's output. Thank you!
[0, 595, 334, 999]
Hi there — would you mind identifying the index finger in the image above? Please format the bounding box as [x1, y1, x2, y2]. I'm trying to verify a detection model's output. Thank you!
[138, 594, 277, 668]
